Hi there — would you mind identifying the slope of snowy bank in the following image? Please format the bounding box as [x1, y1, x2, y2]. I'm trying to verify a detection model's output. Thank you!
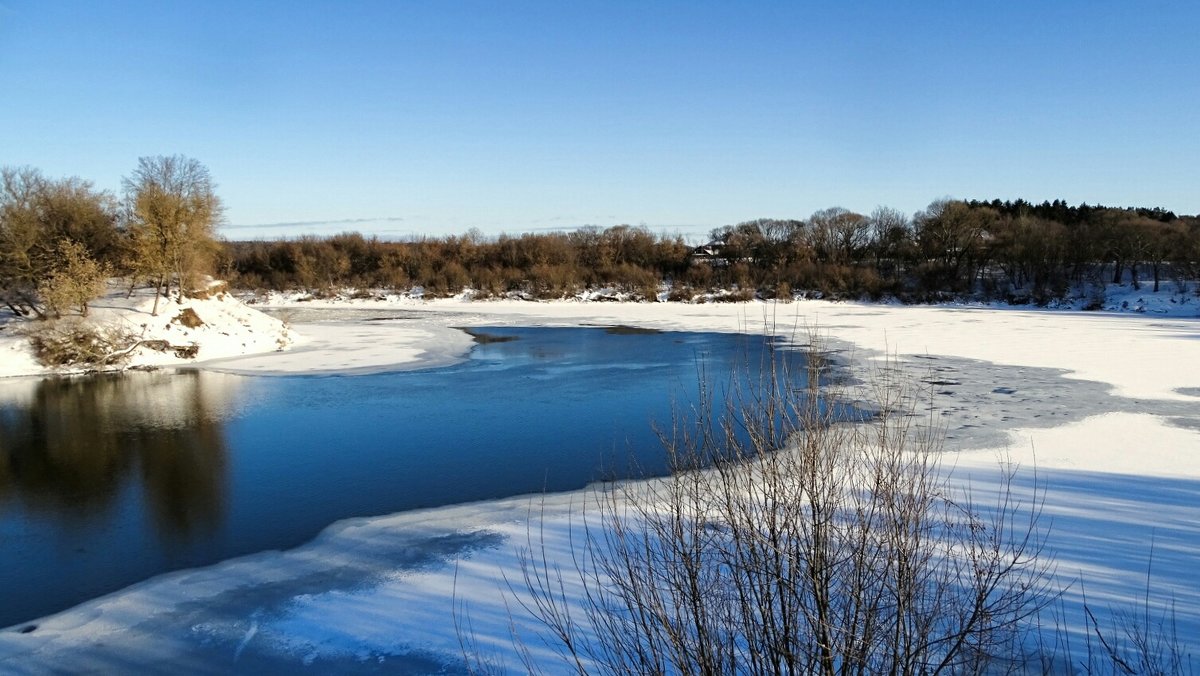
[1, 295, 1199, 673]
[0, 285, 295, 379]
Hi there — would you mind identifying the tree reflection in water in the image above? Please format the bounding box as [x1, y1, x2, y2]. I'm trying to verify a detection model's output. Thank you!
[0, 371, 231, 538]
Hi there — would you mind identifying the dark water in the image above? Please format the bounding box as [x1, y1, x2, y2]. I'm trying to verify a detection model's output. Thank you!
[0, 327, 824, 628]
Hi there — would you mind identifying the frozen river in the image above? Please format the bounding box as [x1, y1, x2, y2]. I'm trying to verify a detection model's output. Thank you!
[0, 326, 826, 628]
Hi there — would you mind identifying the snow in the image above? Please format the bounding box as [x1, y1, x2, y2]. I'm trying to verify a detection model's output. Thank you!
[205, 317, 472, 376]
[231, 283, 1200, 402]
[1, 284, 1199, 672]
[0, 283, 294, 380]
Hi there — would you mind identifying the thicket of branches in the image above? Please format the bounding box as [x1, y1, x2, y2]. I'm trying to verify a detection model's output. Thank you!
[491, 356, 1057, 675]
[224, 200, 1200, 303]
[0, 167, 121, 318]
[460, 350, 1195, 674]
[0, 157, 221, 320]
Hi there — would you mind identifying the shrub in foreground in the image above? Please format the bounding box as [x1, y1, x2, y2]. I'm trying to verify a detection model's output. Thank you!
[498, 353, 1055, 675]
[26, 320, 137, 368]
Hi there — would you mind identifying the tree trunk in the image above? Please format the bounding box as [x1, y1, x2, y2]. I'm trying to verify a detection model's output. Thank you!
[151, 275, 164, 316]
[24, 294, 47, 320]
[4, 300, 28, 317]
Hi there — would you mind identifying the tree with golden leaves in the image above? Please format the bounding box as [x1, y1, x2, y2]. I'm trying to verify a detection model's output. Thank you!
[123, 155, 222, 315]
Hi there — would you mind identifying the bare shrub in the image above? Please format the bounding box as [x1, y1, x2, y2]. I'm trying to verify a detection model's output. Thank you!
[26, 319, 137, 368]
[503, 349, 1055, 675]
[667, 284, 697, 303]
[711, 287, 755, 302]
[1072, 548, 1197, 676]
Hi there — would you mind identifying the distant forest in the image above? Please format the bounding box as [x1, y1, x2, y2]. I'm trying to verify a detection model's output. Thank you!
[224, 199, 1200, 304]
[4, 160, 1199, 315]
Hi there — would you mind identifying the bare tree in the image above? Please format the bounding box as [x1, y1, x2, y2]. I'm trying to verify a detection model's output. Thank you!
[505, 348, 1054, 675]
[913, 200, 996, 292]
[1136, 219, 1186, 293]
[865, 205, 910, 256]
[123, 155, 223, 315]
[808, 207, 870, 264]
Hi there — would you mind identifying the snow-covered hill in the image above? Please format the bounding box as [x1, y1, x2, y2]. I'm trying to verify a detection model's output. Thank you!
[0, 283, 295, 379]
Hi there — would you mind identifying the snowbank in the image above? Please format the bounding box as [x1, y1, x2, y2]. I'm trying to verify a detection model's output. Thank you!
[203, 312, 472, 376]
[0, 284, 295, 379]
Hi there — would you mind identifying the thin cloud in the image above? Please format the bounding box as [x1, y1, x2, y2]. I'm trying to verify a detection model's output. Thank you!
[223, 217, 407, 230]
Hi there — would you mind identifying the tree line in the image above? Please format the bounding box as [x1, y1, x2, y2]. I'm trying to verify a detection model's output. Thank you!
[226, 200, 1200, 304]
[224, 227, 693, 300]
[4, 158, 1199, 317]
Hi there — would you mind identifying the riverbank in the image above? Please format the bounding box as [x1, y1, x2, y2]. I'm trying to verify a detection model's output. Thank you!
[3, 280, 1196, 385]
[0, 285, 295, 380]
[1, 297, 1199, 672]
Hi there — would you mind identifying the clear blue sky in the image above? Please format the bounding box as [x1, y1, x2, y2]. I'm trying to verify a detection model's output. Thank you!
[2, 1, 1197, 239]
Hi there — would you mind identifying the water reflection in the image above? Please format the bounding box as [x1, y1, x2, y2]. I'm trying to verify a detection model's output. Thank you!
[0, 371, 236, 536]
[0, 327, 834, 628]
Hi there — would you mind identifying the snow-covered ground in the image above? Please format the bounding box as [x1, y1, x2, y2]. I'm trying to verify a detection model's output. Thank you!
[0, 284, 294, 380]
[1, 285, 1199, 673]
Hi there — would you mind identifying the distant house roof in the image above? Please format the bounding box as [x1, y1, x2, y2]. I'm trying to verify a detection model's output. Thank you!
[690, 241, 730, 266]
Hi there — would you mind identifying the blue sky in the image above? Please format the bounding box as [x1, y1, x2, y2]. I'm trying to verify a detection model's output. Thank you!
[1, 1, 1197, 240]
